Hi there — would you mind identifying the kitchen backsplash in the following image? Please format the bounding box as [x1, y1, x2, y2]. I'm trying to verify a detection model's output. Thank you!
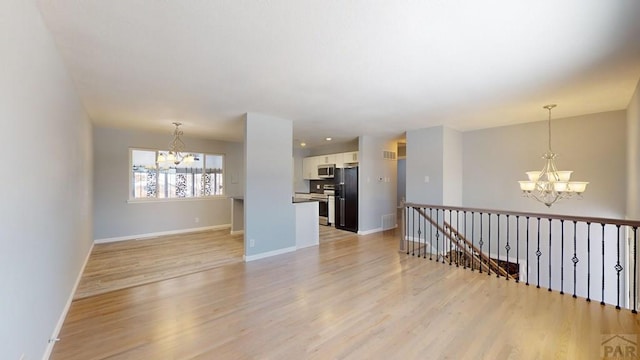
[310, 179, 333, 193]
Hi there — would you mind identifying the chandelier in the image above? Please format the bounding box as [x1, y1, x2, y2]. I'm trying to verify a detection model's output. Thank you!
[157, 122, 195, 166]
[518, 104, 588, 207]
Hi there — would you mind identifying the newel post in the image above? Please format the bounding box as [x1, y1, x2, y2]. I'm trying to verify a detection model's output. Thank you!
[399, 200, 406, 253]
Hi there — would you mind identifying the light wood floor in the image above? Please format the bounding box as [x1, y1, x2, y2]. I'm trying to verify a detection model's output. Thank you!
[319, 224, 356, 243]
[75, 229, 244, 299]
[52, 228, 640, 359]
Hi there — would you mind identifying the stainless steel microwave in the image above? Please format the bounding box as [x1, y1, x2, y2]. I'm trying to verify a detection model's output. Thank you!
[318, 164, 335, 178]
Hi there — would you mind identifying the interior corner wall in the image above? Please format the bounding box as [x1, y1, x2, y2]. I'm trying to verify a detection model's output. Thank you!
[406, 126, 444, 205]
[463, 110, 627, 218]
[358, 135, 398, 233]
[244, 113, 295, 257]
[628, 80, 640, 220]
[92, 126, 244, 241]
[0, 1, 93, 358]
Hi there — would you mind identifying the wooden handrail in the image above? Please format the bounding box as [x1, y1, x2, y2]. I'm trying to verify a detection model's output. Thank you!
[403, 202, 640, 228]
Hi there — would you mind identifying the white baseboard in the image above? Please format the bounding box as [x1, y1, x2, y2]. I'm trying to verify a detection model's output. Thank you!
[358, 227, 383, 235]
[230, 230, 244, 235]
[43, 241, 94, 360]
[243, 246, 297, 262]
[94, 224, 231, 244]
[296, 242, 319, 250]
[404, 236, 430, 245]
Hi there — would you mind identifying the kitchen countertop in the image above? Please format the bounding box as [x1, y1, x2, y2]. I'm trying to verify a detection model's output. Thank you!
[292, 198, 319, 203]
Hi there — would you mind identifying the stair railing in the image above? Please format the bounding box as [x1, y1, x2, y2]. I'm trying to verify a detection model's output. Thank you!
[409, 206, 509, 277]
[400, 202, 640, 313]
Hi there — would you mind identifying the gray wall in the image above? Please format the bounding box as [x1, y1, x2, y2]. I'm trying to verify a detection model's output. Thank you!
[0, 1, 93, 358]
[442, 127, 463, 206]
[93, 126, 244, 240]
[463, 110, 627, 218]
[628, 80, 640, 220]
[406, 126, 445, 204]
[358, 135, 398, 232]
[244, 113, 295, 256]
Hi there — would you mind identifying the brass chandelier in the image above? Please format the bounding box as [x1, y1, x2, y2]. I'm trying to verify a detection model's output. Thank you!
[518, 104, 588, 207]
[157, 122, 195, 166]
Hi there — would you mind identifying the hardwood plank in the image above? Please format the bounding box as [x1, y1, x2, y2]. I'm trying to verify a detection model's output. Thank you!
[74, 229, 243, 299]
[52, 228, 640, 359]
[319, 224, 355, 243]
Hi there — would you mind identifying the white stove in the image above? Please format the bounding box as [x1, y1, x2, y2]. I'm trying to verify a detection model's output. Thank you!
[324, 185, 335, 225]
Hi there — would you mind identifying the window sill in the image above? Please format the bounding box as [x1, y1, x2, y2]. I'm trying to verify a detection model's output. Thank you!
[127, 196, 228, 204]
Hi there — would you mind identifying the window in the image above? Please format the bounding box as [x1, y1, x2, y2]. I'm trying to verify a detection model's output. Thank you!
[130, 149, 224, 200]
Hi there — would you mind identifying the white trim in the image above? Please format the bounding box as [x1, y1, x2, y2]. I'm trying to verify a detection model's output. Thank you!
[43, 241, 94, 360]
[297, 243, 319, 250]
[243, 246, 297, 262]
[230, 230, 244, 235]
[94, 224, 231, 244]
[358, 227, 383, 235]
[126, 196, 228, 204]
[405, 236, 432, 246]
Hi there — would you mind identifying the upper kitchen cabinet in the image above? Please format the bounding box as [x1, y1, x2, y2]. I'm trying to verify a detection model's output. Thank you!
[318, 154, 336, 165]
[302, 156, 320, 180]
[303, 151, 359, 177]
[336, 151, 359, 168]
[344, 151, 358, 163]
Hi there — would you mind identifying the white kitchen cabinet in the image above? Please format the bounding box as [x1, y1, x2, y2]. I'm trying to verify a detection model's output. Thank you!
[303, 151, 358, 176]
[335, 152, 358, 167]
[334, 153, 345, 168]
[302, 156, 319, 180]
[343, 151, 358, 164]
[335, 152, 359, 168]
[318, 154, 336, 165]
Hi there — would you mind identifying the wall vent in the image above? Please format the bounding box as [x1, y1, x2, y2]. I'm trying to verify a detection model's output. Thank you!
[382, 150, 397, 160]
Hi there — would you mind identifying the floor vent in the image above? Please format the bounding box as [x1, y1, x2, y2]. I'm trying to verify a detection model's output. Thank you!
[382, 214, 396, 230]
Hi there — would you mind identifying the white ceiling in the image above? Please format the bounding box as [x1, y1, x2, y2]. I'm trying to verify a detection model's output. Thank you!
[37, 1, 640, 148]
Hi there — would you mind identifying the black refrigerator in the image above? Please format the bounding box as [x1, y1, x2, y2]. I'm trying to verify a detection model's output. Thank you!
[335, 166, 358, 232]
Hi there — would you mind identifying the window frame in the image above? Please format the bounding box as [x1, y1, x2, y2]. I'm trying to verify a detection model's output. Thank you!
[128, 147, 226, 203]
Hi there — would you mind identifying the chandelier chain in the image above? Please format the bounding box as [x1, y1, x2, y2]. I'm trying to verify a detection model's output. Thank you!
[543, 104, 556, 153]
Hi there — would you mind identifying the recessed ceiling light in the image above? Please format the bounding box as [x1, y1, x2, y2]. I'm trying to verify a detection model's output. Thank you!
[325, 137, 332, 141]
[300, 142, 306, 147]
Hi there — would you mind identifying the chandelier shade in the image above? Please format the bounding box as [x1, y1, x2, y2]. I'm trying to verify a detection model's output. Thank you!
[157, 122, 195, 166]
[518, 104, 588, 207]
